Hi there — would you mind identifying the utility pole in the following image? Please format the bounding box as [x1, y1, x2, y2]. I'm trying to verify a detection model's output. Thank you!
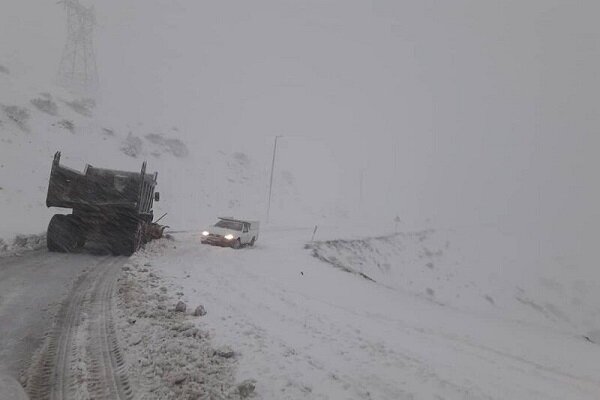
[359, 168, 365, 209]
[266, 135, 282, 223]
[393, 138, 400, 223]
[394, 215, 401, 234]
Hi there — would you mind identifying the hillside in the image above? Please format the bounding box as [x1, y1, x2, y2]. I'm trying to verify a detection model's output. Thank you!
[0, 68, 343, 247]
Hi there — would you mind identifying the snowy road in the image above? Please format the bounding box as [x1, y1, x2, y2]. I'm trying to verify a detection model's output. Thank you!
[151, 229, 600, 400]
[2, 230, 599, 399]
[0, 248, 130, 399]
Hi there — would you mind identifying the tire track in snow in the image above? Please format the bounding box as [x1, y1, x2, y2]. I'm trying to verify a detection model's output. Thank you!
[24, 255, 133, 400]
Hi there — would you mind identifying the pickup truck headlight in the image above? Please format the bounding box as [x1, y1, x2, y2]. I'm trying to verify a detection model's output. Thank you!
[224, 234, 234, 240]
[202, 231, 209, 236]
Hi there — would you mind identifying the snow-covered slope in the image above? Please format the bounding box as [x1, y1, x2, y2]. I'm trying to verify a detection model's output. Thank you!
[307, 227, 600, 333]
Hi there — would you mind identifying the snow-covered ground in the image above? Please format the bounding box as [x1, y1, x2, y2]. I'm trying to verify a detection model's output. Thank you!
[134, 227, 600, 400]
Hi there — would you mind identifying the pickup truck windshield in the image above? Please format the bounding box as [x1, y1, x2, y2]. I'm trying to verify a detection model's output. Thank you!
[215, 220, 243, 231]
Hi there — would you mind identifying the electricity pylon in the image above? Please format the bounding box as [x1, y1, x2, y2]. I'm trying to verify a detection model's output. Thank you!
[57, 0, 99, 94]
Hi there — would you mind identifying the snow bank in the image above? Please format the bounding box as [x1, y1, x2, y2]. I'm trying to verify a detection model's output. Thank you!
[306, 226, 600, 332]
[0, 233, 46, 258]
[115, 239, 256, 399]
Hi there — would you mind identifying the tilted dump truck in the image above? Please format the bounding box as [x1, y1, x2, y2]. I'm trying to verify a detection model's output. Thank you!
[46, 151, 162, 255]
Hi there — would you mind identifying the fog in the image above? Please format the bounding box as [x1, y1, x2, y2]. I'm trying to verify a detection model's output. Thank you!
[2, 0, 598, 257]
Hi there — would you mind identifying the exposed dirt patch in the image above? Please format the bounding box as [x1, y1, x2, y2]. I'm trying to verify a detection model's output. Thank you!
[62, 98, 94, 117]
[30, 97, 58, 116]
[2, 104, 30, 131]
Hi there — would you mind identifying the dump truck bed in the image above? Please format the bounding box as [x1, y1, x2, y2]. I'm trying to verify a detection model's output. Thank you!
[46, 152, 157, 211]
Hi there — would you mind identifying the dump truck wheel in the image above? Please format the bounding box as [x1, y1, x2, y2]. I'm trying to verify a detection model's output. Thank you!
[46, 215, 62, 252]
[110, 222, 143, 256]
[65, 215, 86, 248]
[47, 214, 78, 252]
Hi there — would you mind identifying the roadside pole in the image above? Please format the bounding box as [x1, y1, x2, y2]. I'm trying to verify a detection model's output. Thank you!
[394, 215, 401, 234]
[311, 225, 318, 242]
[266, 135, 281, 224]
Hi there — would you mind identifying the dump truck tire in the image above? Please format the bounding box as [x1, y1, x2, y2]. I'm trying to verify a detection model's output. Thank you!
[47, 214, 79, 252]
[65, 215, 86, 249]
[110, 222, 143, 256]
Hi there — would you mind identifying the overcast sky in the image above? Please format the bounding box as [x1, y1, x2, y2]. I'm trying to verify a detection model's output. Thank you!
[2, 1, 599, 254]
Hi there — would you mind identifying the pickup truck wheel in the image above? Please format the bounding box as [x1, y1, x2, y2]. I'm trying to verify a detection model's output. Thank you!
[47, 214, 78, 252]
[249, 237, 256, 247]
[232, 238, 241, 249]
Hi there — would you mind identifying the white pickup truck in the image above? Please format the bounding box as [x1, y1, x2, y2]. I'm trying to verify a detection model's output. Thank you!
[201, 217, 260, 249]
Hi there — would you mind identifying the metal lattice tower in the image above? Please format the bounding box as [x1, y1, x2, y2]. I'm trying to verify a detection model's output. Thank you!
[57, 0, 98, 93]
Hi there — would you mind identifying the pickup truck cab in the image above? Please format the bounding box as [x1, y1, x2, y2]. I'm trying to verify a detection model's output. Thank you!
[201, 217, 259, 249]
